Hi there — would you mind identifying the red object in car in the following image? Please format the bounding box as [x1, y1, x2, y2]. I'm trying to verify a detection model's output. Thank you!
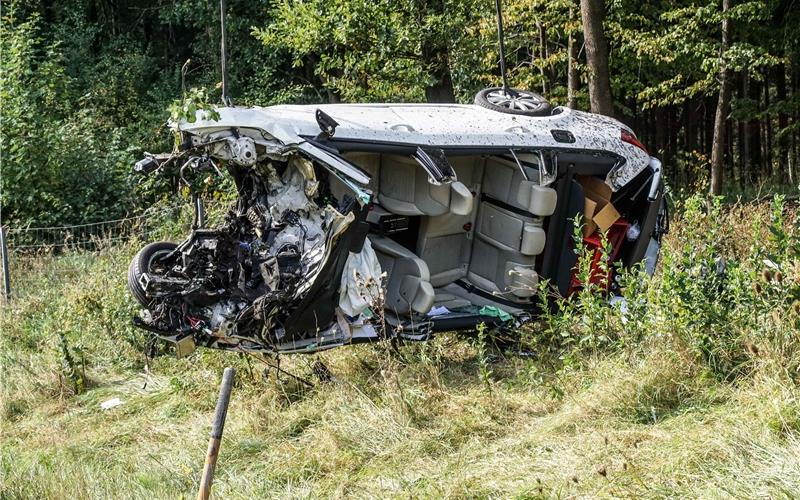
[621, 129, 648, 154]
[569, 218, 630, 294]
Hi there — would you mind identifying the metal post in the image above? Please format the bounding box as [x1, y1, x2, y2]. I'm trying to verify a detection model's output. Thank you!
[191, 194, 205, 229]
[0, 227, 10, 303]
[494, 0, 511, 93]
[219, 0, 229, 106]
[197, 367, 235, 500]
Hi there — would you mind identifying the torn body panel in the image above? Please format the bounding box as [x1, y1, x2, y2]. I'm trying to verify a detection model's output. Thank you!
[130, 128, 370, 353]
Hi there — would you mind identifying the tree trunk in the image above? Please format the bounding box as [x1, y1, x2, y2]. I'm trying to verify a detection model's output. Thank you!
[775, 63, 789, 180]
[709, 0, 732, 196]
[655, 105, 666, 159]
[741, 72, 750, 183]
[579, 0, 614, 116]
[537, 21, 549, 95]
[422, 46, 456, 103]
[748, 77, 762, 181]
[567, 2, 579, 109]
[726, 115, 734, 185]
[420, 0, 456, 104]
[424, 71, 456, 103]
[705, 97, 715, 157]
[791, 62, 798, 184]
[668, 106, 678, 168]
[685, 99, 697, 153]
[682, 100, 693, 185]
[736, 102, 746, 188]
[648, 108, 657, 158]
[764, 77, 773, 177]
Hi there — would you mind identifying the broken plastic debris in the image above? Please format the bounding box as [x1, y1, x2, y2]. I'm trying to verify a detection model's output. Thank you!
[427, 305, 451, 317]
[609, 295, 628, 312]
[100, 398, 124, 410]
[626, 221, 641, 241]
[609, 295, 629, 324]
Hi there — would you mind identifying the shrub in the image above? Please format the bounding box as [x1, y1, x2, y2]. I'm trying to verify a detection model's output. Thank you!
[528, 193, 799, 382]
[657, 194, 799, 379]
[0, 11, 136, 227]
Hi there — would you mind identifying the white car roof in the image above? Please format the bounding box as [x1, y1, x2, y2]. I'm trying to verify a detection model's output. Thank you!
[182, 103, 653, 190]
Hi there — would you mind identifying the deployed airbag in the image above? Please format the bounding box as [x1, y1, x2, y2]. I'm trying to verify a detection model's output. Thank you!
[339, 238, 383, 317]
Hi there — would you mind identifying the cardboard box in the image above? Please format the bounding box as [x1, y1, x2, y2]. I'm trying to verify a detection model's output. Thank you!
[577, 175, 620, 237]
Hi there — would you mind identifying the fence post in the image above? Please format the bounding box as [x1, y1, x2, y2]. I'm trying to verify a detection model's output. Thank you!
[0, 227, 10, 303]
[197, 367, 235, 500]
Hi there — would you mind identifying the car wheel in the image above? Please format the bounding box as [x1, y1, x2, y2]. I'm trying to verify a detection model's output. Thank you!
[474, 87, 552, 116]
[128, 241, 178, 307]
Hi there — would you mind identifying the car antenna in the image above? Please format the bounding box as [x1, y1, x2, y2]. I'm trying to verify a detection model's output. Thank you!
[219, 0, 231, 106]
[494, 0, 513, 96]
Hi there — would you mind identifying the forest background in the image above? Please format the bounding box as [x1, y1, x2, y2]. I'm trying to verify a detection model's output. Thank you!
[1, 0, 799, 229]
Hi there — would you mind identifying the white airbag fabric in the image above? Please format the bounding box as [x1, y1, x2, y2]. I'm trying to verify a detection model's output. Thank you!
[339, 238, 383, 317]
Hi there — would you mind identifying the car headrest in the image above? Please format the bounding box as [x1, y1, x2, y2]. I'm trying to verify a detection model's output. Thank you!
[449, 181, 473, 216]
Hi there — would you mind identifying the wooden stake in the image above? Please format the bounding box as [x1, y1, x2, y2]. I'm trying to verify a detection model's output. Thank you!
[0, 227, 10, 303]
[197, 367, 235, 500]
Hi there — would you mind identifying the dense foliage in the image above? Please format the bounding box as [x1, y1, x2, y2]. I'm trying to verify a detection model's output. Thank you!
[1, 0, 798, 226]
[1, 0, 278, 227]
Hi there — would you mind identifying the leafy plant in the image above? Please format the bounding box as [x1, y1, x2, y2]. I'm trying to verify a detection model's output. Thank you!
[168, 87, 221, 127]
[57, 331, 85, 395]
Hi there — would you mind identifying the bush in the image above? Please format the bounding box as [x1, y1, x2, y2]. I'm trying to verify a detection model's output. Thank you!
[0, 11, 136, 227]
[526, 194, 799, 382]
[657, 195, 800, 379]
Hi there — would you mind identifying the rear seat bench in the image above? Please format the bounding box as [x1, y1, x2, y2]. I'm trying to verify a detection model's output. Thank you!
[466, 156, 555, 300]
[369, 234, 435, 315]
[418, 155, 557, 304]
[342, 151, 557, 317]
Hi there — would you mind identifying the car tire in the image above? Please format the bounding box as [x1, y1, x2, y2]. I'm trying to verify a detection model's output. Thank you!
[474, 87, 552, 116]
[128, 241, 178, 307]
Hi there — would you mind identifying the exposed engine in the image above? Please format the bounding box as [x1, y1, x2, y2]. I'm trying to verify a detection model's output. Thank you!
[130, 134, 363, 354]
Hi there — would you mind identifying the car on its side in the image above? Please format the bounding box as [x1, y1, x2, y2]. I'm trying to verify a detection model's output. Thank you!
[128, 89, 667, 355]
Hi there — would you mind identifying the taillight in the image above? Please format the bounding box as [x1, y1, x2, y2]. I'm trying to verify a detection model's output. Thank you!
[621, 129, 648, 154]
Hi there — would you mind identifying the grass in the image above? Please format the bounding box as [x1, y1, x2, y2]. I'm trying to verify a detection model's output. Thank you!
[1, 195, 799, 498]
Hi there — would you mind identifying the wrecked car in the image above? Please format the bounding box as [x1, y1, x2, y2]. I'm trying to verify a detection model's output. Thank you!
[128, 89, 667, 355]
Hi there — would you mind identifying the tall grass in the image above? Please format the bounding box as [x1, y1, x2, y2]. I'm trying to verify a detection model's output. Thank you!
[1, 194, 798, 498]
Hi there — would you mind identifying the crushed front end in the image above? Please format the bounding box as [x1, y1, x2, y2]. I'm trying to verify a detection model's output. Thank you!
[129, 126, 378, 355]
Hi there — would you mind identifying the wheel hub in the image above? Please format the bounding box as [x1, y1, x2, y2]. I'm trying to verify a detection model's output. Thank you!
[485, 89, 545, 111]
